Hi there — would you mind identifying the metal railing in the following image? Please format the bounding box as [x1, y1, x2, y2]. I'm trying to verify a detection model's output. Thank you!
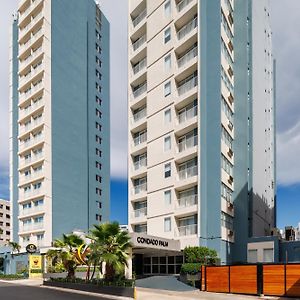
[177, 0, 193, 12]
[132, 82, 147, 98]
[134, 158, 147, 170]
[177, 17, 197, 40]
[132, 9, 147, 27]
[178, 165, 198, 180]
[19, 153, 43, 168]
[132, 35, 146, 51]
[177, 75, 198, 96]
[133, 132, 147, 146]
[19, 134, 44, 151]
[178, 224, 197, 236]
[133, 183, 147, 195]
[19, 30, 43, 55]
[20, 188, 43, 200]
[178, 46, 198, 68]
[178, 135, 197, 152]
[19, 99, 44, 119]
[19, 117, 44, 134]
[19, 82, 43, 103]
[178, 106, 197, 124]
[132, 207, 147, 218]
[21, 222, 44, 232]
[133, 58, 147, 75]
[20, 206, 44, 216]
[178, 195, 198, 208]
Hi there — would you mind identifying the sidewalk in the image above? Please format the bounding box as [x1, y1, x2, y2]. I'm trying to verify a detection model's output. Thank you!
[0, 278, 43, 286]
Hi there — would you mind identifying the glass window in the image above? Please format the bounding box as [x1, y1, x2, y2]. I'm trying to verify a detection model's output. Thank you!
[164, 163, 171, 178]
[164, 0, 171, 17]
[164, 108, 171, 124]
[164, 27, 171, 43]
[248, 249, 258, 263]
[164, 190, 171, 206]
[164, 136, 171, 151]
[164, 81, 171, 97]
[164, 217, 171, 232]
[164, 54, 171, 71]
[263, 248, 274, 263]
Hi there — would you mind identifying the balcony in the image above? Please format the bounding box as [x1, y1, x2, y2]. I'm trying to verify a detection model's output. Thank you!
[133, 158, 147, 171]
[19, 63, 44, 89]
[178, 105, 197, 124]
[177, 46, 198, 69]
[19, 82, 43, 105]
[19, 0, 44, 26]
[20, 205, 44, 217]
[178, 165, 197, 180]
[177, 0, 193, 12]
[21, 222, 44, 233]
[19, 117, 44, 136]
[19, 11, 44, 42]
[132, 9, 146, 28]
[133, 132, 147, 147]
[19, 153, 43, 169]
[178, 194, 198, 208]
[132, 107, 146, 125]
[132, 207, 147, 219]
[132, 57, 147, 76]
[19, 188, 43, 201]
[178, 224, 197, 236]
[178, 135, 197, 153]
[19, 134, 44, 152]
[19, 29, 44, 57]
[177, 17, 197, 41]
[19, 99, 44, 120]
[177, 74, 198, 97]
[19, 170, 43, 185]
[133, 182, 147, 195]
[131, 82, 147, 105]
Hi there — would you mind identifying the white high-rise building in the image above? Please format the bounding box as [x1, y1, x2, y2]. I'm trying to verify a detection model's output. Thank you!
[128, 0, 276, 272]
[0, 200, 11, 247]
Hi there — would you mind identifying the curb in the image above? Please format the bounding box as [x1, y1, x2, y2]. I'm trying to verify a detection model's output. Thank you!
[41, 285, 133, 300]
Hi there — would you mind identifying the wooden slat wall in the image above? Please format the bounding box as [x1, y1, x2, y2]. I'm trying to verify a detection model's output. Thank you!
[206, 266, 229, 293]
[230, 266, 257, 295]
[201, 266, 206, 291]
[263, 265, 285, 296]
[286, 265, 300, 297]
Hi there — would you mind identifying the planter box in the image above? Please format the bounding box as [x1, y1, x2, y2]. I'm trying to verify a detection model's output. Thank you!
[180, 272, 201, 288]
[43, 281, 134, 298]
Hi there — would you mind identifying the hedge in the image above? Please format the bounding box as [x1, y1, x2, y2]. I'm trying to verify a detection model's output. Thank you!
[180, 263, 202, 275]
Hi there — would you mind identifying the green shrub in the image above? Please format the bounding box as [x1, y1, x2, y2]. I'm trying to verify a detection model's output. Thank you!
[180, 263, 202, 275]
[0, 274, 26, 280]
[30, 269, 42, 273]
[183, 246, 218, 265]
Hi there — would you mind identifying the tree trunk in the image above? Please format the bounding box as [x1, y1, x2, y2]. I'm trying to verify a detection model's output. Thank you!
[105, 263, 115, 281]
[90, 264, 96, 280]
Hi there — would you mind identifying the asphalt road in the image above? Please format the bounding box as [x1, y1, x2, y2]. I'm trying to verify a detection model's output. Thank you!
[0, 282, 112, 300]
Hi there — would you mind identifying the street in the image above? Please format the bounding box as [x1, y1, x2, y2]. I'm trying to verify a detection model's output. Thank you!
[0, 281, 112, 300]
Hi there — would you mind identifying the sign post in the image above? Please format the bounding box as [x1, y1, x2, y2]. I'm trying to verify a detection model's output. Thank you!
[26, 244, 43, 279]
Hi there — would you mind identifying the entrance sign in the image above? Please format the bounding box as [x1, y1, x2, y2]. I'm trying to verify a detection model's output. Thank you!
[29, 255, 42, 270]
[26, 244, 37, 254]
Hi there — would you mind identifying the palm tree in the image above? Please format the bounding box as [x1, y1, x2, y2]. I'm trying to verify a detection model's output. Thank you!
[6, 241, 21, 254]
[89, 222, 132, 281]
[46, 233, 84, 279]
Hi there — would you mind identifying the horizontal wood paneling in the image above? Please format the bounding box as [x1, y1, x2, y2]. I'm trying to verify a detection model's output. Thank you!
[230, 266, 257, 295]
[263, 265, 285, 296]
[286, 265, 300, 297]
[206, 266, 229, 293]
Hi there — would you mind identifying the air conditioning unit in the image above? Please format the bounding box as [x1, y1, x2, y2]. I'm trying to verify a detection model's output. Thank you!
[228, 230, 234, 236]
[228, 176, 234, 185]
[227, 148, 234, 158]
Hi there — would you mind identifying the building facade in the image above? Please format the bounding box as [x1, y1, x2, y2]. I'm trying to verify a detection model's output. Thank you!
[128, 0, 275, 270]
[0, 200, 11, 246]
[10, 0, 110, 251]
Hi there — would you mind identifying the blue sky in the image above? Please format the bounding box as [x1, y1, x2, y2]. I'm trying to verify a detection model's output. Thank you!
[0, 1, 300, 230]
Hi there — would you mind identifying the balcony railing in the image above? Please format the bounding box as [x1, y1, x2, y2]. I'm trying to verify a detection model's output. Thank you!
[133, 58, 147, 75]
[178, 224, 197, 236]
[132, 207, 147, 218]
[178, 106, 197, 124]
[178, 194, 198, 208]
[19, 134, 44, 151]
[178, 165, 198, 180]
[178, 135, 197, 152]
[177, 75, 198, 96]
[177, 17, 197, 40]
[177, 46, 198, 68]
[19, 30, 43, 55]
[134, 158, 147, 170]
[132, 108, 146, 123]
[19, 99, 44, 119]
[20, 205, 44, 216]
[132, 35, 146, 51]
[19, 63, 43, 88]
[132, 9, 147, 27]
[19, 153, 43, 168]
[20, 188, 43, 200]
[19, 117, 44, 135]
[19, 0, 44, 24]
[133, 132, 147, 146]
[19, 170, 43, 184]
[19, 11, 43, 37]
[177, 0, 193, 12]
[21, 222, 44, 232]
[132, 82, 147, 98]
[19, 82, 43, 103]
[133, 183, 147, 195]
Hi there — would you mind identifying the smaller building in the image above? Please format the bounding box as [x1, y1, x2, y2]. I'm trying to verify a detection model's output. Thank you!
[0, 200, 11, 247]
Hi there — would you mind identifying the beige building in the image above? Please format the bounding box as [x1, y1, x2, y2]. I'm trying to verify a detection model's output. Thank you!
[128, 0, 276, 270]
[0, 200, 11, 246]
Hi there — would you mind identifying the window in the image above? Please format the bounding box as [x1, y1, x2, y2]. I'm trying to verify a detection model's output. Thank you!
[164, 54, 171, 71]
[221, 212, 233, 230]
[96, 148, 102, 157]
[221, 154, 233, 176]
[164, 136, 171, 151]
[23, 236, 30, 242]
[96, 122, 102, 132]
[164, 81, 171, 97]
[164, 108, 171, 124]
[164, 27, 171, 43]
[263, 249, 274, 263]
[96, 96, 102, 105]
[96, 135, 102, 144]
[164, 190, 171, 206]
[97, 201, 102, 209]
[248, 249, 258, 263]
[96, 30, 101, 40]
[37, 234, 44, 241]
[96, 43, 102, 54]
[96, 214, 102, 221]
[96, 175, 102, 183]
[164, 0, 171, 17]
[96, 188, 102, 195]
[164, 163, 171, 178]
[96, 161, 102, 170]
[96, 56, 102, 67]
[96, 82, 102, 93]
[164, 217, 171, 232]
[96, 69, 102, 80]
[96, 109, 102, 118]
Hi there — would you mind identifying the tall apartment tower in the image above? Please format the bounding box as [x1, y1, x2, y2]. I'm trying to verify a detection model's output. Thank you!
[128, 0, 275, 265]
[0, 200, 11, 247]
[9, 0, 110, 251]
